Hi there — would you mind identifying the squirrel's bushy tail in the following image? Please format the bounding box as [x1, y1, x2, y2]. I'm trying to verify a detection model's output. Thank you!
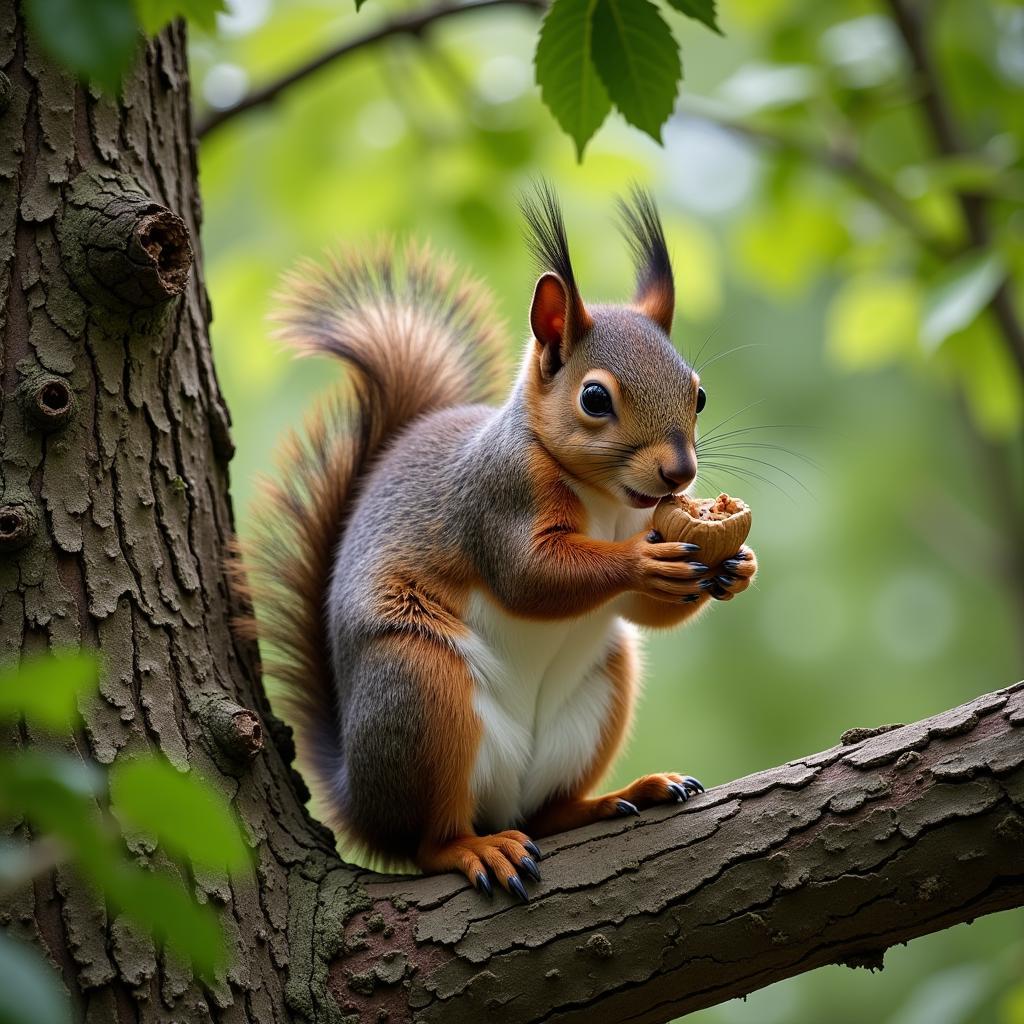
[232, 241, 507, 826]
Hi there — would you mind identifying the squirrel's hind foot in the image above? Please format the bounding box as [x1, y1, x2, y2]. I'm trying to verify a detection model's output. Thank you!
[615, 772, 705, 808]
[418, 831, 542, 903]
[527, 773, 705, 835]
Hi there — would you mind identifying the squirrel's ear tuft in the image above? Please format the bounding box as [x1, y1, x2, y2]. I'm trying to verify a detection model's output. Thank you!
[521, 181, 591, 374]
[617, 186, 674, 335]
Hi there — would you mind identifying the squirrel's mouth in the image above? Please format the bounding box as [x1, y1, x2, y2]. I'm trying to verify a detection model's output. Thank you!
[623, 487, 663, 509]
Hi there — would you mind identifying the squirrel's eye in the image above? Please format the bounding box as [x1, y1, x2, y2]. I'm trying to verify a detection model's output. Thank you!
[580, 382, 613, 417]
[696, 387, 707, 414]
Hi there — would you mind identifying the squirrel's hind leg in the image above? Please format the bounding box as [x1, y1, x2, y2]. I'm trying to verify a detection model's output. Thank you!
[348, 632, 542, 901]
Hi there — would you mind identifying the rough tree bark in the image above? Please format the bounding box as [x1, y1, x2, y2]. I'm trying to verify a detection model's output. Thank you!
[0, 10, 342, 1023]
[358, 682, 1023, 1023]
[0, 13, 1021, 1024]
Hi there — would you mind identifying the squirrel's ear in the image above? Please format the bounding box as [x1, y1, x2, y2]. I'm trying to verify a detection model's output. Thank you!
[530, 273, 567, 348]
[618, 187, 674, 335]
[530, 273, 587, 376]
[636, 273, 674, 335]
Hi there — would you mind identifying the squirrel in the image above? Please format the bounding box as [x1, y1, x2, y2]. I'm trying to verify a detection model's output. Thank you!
[235, 184, 757, 902]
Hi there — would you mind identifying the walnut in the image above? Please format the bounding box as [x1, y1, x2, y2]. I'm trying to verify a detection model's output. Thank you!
[651, 493, 751, 566]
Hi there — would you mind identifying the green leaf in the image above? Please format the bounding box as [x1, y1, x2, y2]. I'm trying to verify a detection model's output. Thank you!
[23, 0, 138, 92]
[590, 0, 682, 142]
[0, 932, 72, 1024]
[0, 754, 227, 976]
[0, 652, 100, 731]
[133, 0, 226, 35]
[664, 0, 723, 35]
[103, 866, 225, 976]
[0, 752, 104, 821]
[921, 251, 1005, 353]
[109, 757, 249, 870]
[827, 275, 921, 370]
[939, 317, 1023, 439]
[535, 0, 611, 159]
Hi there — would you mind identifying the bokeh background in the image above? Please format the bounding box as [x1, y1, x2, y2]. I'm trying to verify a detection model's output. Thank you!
[191, 1, 1023, 1020]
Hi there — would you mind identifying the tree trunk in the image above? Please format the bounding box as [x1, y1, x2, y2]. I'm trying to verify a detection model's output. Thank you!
[0, 12, 339, 1023]
[1, 13, 1021, 1024]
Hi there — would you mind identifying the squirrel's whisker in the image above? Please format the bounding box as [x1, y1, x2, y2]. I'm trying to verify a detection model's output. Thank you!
[697, 460, 795, 502]
[697, 452, 814, 499]
[696, 399, 770, 444]
[696, 440, 822, 471]
[694, 342, 765, 376]
[697, 422, 808, 445]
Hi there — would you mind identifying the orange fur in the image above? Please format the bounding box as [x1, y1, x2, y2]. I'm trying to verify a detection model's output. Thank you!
[619, 592, 710, 629]
[398, 634, 480, 843]
[373, 570, 470, 645]
[509, 442, 639, 618]
[418, 831, 537, 896]
[634, 282, 674, 334]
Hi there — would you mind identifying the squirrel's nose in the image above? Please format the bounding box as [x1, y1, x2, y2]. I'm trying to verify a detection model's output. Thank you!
[659, 461, 695, 493]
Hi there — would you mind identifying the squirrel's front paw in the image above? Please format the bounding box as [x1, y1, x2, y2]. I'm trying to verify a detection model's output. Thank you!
[634, 536, 710, 602]
[705, 544, 757, 601]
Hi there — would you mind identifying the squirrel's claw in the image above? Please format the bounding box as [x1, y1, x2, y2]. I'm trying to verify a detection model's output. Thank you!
[508, 875, 530, 903]
[421, 830, 541, 903]
[681, 775, 705, 795]
[607, 773, 706, 813]
[524, 839, 542, 860]
[519, 855, 542, 882]
[708, 545, 757, 601]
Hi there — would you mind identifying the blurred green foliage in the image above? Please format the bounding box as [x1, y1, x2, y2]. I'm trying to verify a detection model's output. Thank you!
[23, 0, 224, 89]
[0, 931, 72, 1024]
[193, 0, 1023, 1020]
[0, 654, 249, 1022]
[0, 652, 97, 730]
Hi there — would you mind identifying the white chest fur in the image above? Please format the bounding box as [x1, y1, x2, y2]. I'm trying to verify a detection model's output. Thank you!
[459, 486, 648, 829]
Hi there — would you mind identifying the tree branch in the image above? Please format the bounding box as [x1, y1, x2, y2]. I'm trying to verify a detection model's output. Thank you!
[676, 101, 951, 255]
[194, 0, 546, 140]
[886, 0, 1024, 380]
[323, 682, 1024, 1022]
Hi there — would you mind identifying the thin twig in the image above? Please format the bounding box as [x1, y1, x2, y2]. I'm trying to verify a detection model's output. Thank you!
[884, 0, 1024, 637]
[886, 0, 1024, 380]
[195, 0, 546, 140]
[677, 101, 949, 255]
